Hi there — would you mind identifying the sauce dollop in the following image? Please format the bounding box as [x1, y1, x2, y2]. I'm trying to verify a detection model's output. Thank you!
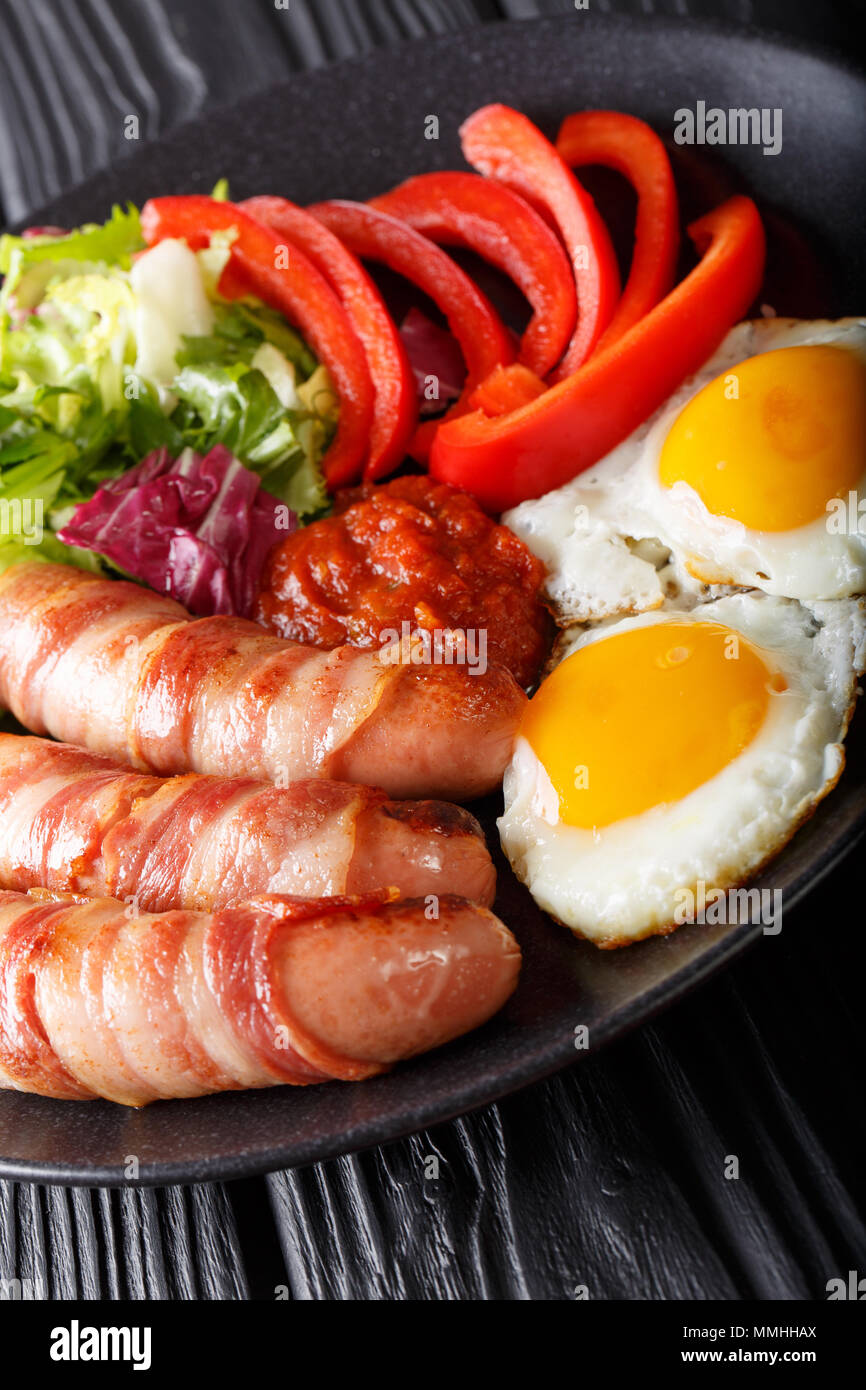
[255, 476, 550, 688]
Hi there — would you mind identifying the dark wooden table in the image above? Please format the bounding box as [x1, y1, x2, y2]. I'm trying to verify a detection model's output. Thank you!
[0, 0, 863, 1302]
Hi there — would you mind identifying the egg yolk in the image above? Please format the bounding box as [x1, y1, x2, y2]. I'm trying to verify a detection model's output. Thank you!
[522, 620, 785, 829]
[659, 344, 866, 532]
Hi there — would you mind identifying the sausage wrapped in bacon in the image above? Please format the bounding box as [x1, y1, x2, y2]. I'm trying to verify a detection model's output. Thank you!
[0, 889, 521, 1104]
[0, 563, 525, 800]
[0, 735, 496, 910]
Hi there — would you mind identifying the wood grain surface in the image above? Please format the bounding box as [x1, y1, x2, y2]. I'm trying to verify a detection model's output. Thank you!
[0, 0, 863, 1301]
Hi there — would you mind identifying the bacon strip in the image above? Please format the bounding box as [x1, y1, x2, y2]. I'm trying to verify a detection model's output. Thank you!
[0, 889, 521, 1104]
[0, 563, 525, 799]
[0, 734, 496, 909]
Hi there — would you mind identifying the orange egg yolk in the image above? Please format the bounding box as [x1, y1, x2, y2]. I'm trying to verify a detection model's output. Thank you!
[659, 344, 866, 532]
[522, 620, 787, 829]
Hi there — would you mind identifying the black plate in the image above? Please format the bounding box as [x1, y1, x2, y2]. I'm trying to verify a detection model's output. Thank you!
[1, 13, 864, 1186]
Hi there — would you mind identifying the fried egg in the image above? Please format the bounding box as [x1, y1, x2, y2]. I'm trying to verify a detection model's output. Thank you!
[498, 592, 865, 947]
[505, 318, 866, 623]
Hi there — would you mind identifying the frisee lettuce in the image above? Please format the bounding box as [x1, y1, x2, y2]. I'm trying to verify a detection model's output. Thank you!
[0, 204, 143, 279]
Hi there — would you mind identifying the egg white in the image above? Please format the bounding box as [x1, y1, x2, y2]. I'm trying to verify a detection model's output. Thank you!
[504, 318, 866, 624]
[498, 592, 865, 947]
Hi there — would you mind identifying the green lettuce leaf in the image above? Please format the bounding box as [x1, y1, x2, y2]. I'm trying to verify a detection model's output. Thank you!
[176, 300, 317, 379]
[0, 531, 102, 575]
[172, 361, 329, 517]
[0, 204, 143, 278]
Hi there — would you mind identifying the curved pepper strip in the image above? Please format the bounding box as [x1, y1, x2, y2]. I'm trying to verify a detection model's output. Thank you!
[430, 196, 766, 512]
[556, 111, 680, 354]
[140, 195, 374, 489]
[308, 199, 515, 463]
[460, 104, 621, 380]
[241, 195, 417, 481]
[369, 171, 576, 378]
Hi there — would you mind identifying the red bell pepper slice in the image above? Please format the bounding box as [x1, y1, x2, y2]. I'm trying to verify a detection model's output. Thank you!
[308, 199, 515, 463]
[241, 194, 416, 481]
[469, 363, 547, 416]
[140, 195, 374, 489]
[460, 104, 621, 380]
[430, 196, 766, 512]
[556, 111, 679, 353]
[369, 171, 576, 379]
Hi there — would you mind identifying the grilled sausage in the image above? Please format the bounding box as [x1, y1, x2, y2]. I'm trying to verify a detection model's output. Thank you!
[0, 563, 525, 799]
[0, 889, 521, 1104]
[0, 734, 496, 909]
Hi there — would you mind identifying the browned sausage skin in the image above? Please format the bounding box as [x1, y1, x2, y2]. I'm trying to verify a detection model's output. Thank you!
[0, 890, 521, 1104]
[0, 734, 497, 910]
[0, 563, 526, 799]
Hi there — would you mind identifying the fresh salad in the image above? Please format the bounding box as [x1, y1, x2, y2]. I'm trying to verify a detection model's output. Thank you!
[0, 194, 336, 610]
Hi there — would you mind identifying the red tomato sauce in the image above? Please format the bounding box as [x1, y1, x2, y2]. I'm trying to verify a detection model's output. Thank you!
[255, 476, 550, 688]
